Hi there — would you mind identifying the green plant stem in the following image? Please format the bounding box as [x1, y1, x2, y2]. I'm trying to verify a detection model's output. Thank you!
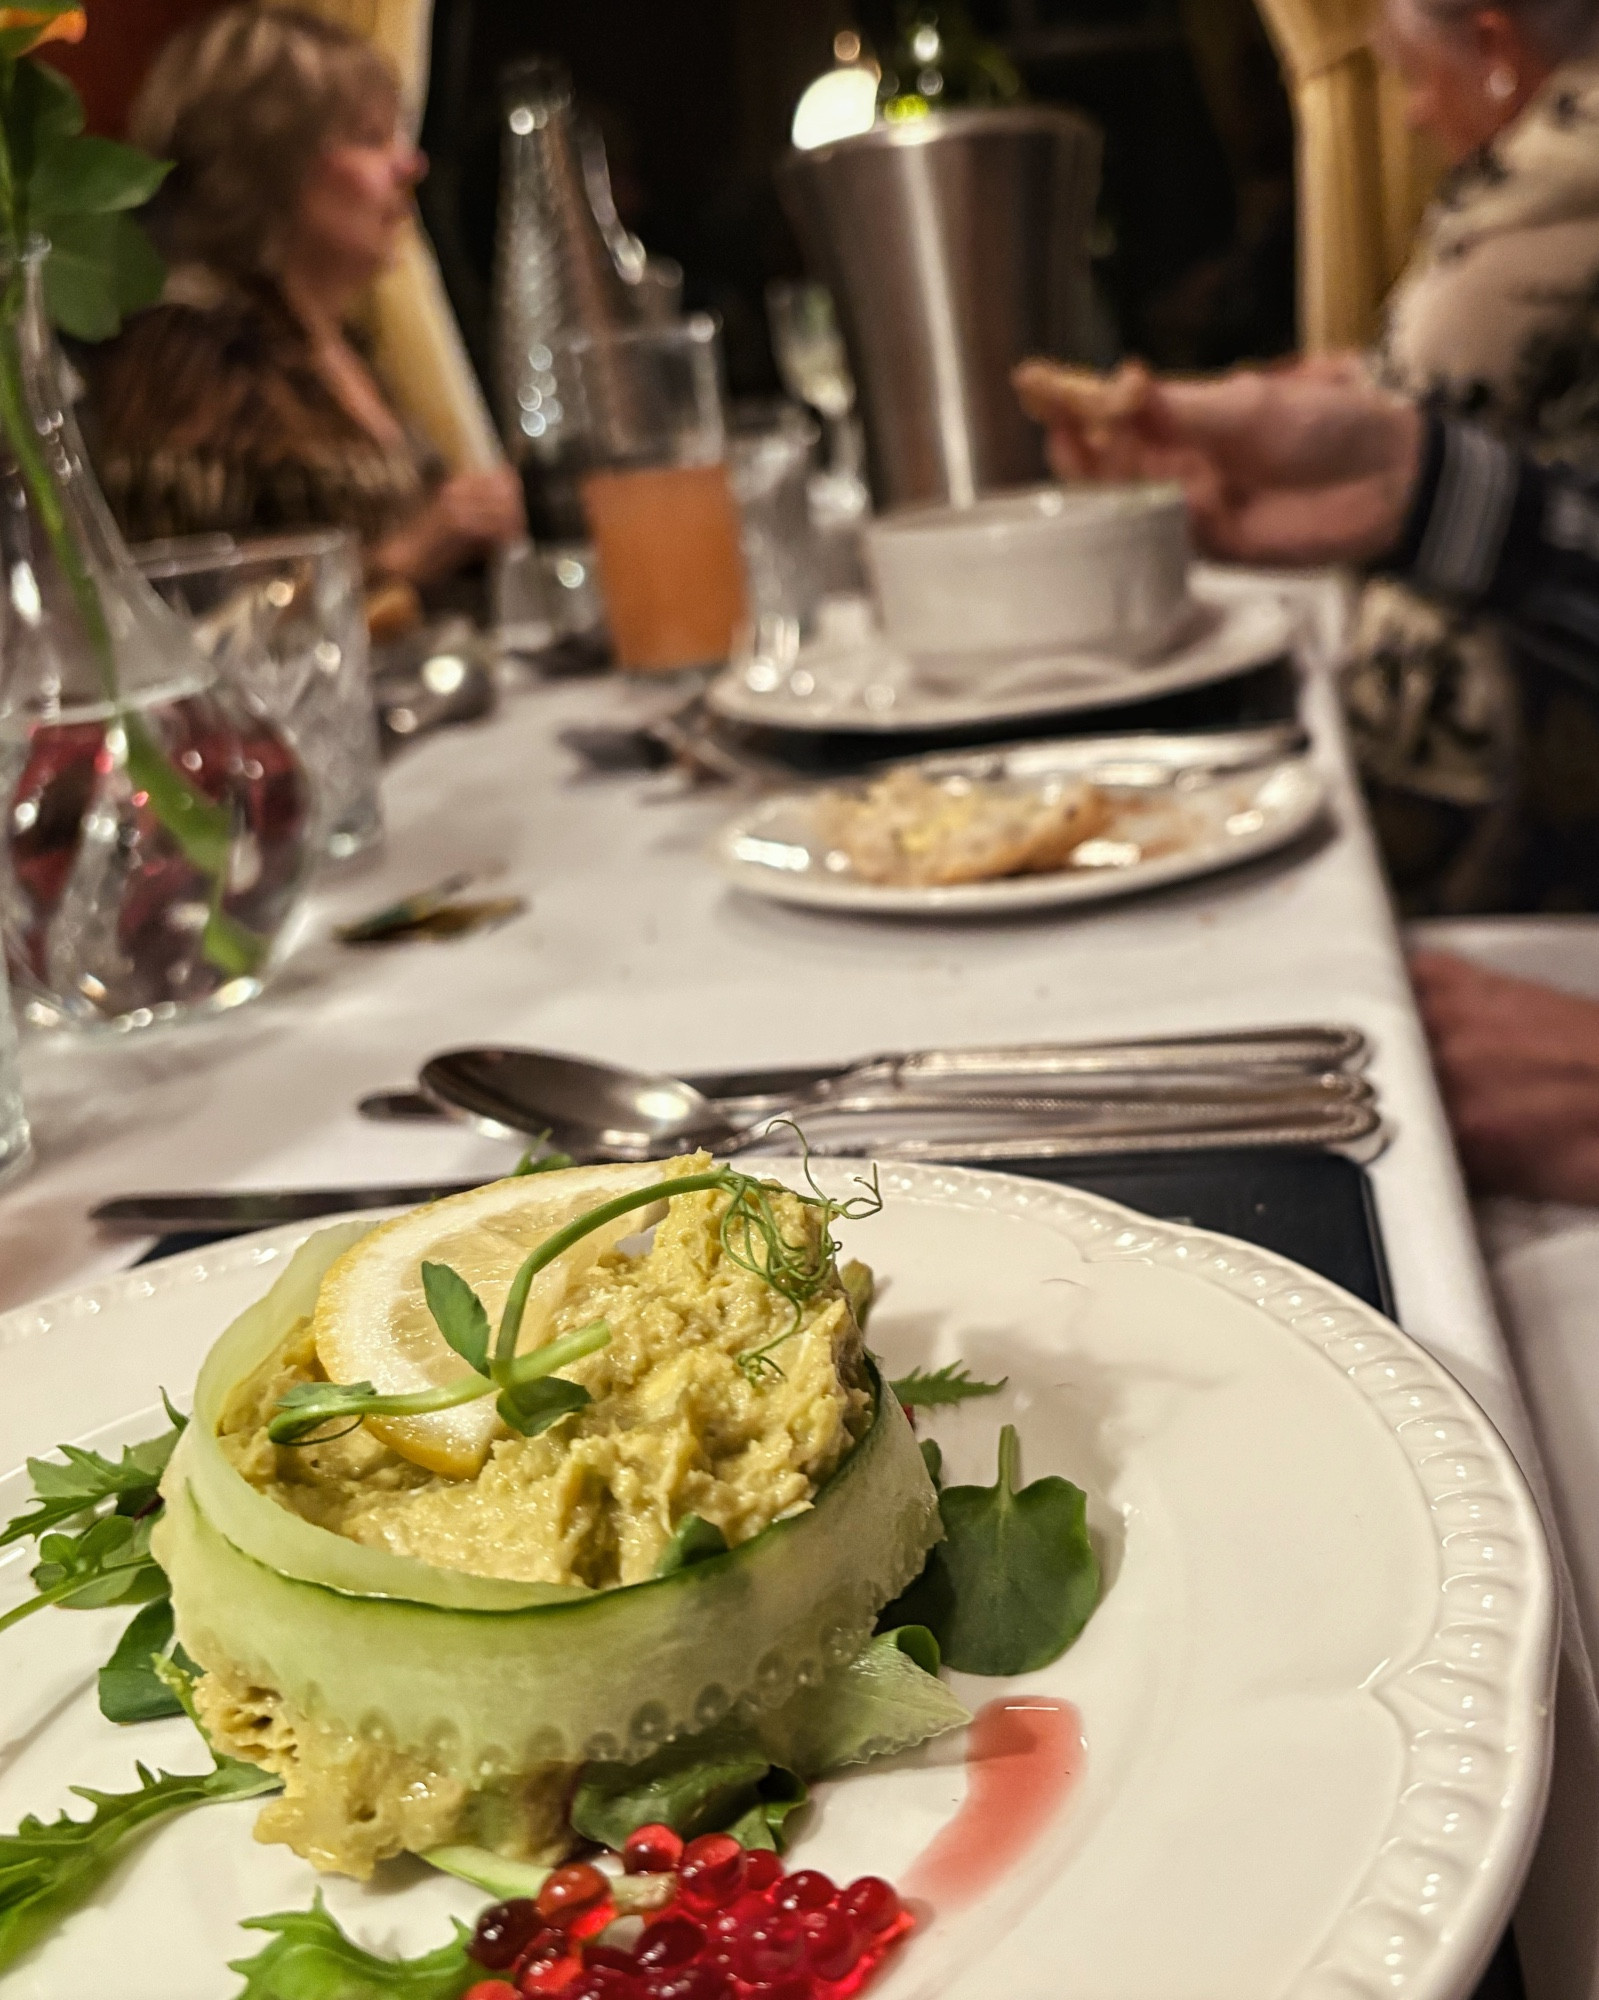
[270, 1318, 613, 1444]
[0, 1573, 97, 1635]
[492, 1171, 728, 1369]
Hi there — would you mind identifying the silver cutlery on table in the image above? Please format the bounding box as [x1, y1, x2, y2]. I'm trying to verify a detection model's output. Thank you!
[361, 1026, 1369, 1134]
[91, 1088, 1383, 1235]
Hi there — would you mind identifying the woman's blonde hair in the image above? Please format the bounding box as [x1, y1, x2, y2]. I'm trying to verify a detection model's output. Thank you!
[130, 6, 399, 280]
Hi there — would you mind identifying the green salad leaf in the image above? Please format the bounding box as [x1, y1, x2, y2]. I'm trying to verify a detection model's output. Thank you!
[495, 1375, 592, 1438]
[571, 1626, 969, 1852]
[230, 1896, 475, 2000]
[0, 1756, 278, 1972]
[883, 1425, 1100, 1675]
[889, 1363, 1007, 1409]
[97, 1598, 197, 1725]
[0, 1412, 183, 1549]
[655, 1513, 729, 1577]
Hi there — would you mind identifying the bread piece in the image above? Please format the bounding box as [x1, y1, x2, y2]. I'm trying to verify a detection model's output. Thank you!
[818, 769, 1112, 888]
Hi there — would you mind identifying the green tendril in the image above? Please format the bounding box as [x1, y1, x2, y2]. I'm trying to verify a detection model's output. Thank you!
[267, 1139, 883, 1445]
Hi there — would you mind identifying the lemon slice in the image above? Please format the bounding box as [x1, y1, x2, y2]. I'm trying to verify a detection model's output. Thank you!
[313, 1160, 691, 1477]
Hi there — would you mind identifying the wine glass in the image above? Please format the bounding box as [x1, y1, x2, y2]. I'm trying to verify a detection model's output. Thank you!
[765, 280, 869, 522]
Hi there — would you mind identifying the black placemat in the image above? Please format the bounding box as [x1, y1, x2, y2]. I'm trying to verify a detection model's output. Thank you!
[137, 1141, 1522, 2000]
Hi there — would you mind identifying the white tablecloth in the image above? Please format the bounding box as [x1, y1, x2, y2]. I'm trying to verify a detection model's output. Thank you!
[0, 579, 1576, 1995]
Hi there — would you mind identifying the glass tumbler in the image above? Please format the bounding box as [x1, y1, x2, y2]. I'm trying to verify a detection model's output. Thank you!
[137, 531, 384, 863]
[0, 952, 31, 1188]
[557, 316, 750, 672]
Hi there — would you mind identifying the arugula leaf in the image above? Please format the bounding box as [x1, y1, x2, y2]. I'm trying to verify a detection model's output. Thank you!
[513, 1142, 577, 1176]
[1, 1419, 183, 1548]
[655, 1513, 729, 1577]
[883, 1425, 1100, 1675]
[889, 1363, 1007, 1410]
[231, 1895, 475, 1999]
[761, 1627, 968, 1778]
[495, 1377, 591, 1438]
[0, 1510, 168, 1637]
[421, 1262, 491, 1377]
[0, 1757, 278, 1972]
[727, 1768, 809, 1852]
[97, 1598, 197, 1725]
[919, 1438, 943, 1487]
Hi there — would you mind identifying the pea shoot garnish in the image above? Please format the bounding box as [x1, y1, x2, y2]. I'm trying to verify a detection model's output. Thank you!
[268, 1153, 882, 1448]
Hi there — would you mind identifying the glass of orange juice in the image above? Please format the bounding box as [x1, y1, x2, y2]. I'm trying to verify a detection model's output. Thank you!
[555, 317, 749, 672]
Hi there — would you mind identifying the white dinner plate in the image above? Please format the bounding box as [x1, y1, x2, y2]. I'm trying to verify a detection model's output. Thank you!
[0, 1166, 1555, 1999]
[716, 746, 1328, 917]
[706, 573, 1297, 735]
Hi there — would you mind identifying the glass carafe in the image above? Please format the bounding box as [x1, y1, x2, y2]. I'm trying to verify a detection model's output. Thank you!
[0, 250, 312, 1031]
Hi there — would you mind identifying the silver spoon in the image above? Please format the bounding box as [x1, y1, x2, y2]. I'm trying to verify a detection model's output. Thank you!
[418, 1046, 1375, 1165]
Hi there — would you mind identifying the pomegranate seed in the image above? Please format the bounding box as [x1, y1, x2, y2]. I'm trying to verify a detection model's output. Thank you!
[742, 1849, 784, 1892]
[736, 1912, 806, 1982]
[744, 1978, 809, 2000]
[465, 1983, 520, 2000]
[516, 1929, 574, 1971]
[839, 1877, 900, 1935]
[800, 1908, 861, 1981]
[639, 1968, 732, 2000]
[538, 1864, 611, 1927]
[516, 1957, 582, 1999]
[677, 1833, 747, 1911]
[773, 1869, 835, 1913]
[624, 1823, 684, 1874]
[566, 1970, 640, 2000]
[583, 1945, 640, 1973]
[471, 1899, 544, 1969]
[634, 1915, 704, 1971]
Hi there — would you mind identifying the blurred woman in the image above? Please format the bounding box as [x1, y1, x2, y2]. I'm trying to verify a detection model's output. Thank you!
[85, 6, 522, 593]
[1345, 0, 1599, 910]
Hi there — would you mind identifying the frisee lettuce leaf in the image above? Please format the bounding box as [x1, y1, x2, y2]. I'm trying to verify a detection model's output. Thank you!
[0, 1755, 278, 1971]
[229, 1896, 475, 2000]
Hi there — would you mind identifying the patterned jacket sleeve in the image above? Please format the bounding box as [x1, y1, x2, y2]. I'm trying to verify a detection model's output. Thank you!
[1388, 415, 1599, 686]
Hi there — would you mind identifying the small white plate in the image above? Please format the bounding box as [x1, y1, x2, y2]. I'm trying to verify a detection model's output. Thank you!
[0, 1167, 1556, 1999]
[716, 745, 1329, 917]
[707, 572, 1297, 735]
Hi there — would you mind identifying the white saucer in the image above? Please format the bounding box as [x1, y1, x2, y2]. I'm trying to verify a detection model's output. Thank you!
[708, 569, 1298, 735]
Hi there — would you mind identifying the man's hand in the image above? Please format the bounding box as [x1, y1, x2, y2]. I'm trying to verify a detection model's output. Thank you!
[1412, 950, 1599, 1203]
[1012, 359, 1424, 567]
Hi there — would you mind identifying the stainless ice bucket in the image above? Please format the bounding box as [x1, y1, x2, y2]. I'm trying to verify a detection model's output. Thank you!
[779, 108, 1102, 510]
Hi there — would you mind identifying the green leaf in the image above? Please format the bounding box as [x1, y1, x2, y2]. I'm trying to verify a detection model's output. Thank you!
[4, 59, 83, 204]
[29, 1510, 167, 1613]
[2, 1423, 179, 1547]
[97, 1598, 198, 1725]
[421, 1262, 491, 1377]
[919, 1438, 943, 1487]
[573, 1629, 967, 1853]
[513, 1142, 576, 1176]
[495, 1376, 590, 1438]
[32, 133, 170, 218]
[760, 1628, 969, 1778]
[39, 209, 166, 343]
[883, 1424, 1101, 1676]
[889, 1363, 1007, 1409]
[229, 1895, 476, 2000]
[571, 1728, 776, 1853]
[654, 1513, 729, 1577]
[0, 1756, 279, 1972]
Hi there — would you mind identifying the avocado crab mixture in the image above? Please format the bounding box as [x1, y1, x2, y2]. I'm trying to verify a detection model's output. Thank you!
[188, 1184, 872, 1877]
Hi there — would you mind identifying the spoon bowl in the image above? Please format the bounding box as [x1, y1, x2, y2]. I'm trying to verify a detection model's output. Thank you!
[419, 1048, 740, 1160]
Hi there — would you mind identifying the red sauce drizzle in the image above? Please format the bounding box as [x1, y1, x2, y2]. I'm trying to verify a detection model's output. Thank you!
[905, 1696, 1085, 1909]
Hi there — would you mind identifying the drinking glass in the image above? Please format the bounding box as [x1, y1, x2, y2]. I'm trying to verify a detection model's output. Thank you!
[556, 316, 749, 672]
[0, 954, 31, 1188]
[729, 400, 822, 659]
[138, 531, 384, 863]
